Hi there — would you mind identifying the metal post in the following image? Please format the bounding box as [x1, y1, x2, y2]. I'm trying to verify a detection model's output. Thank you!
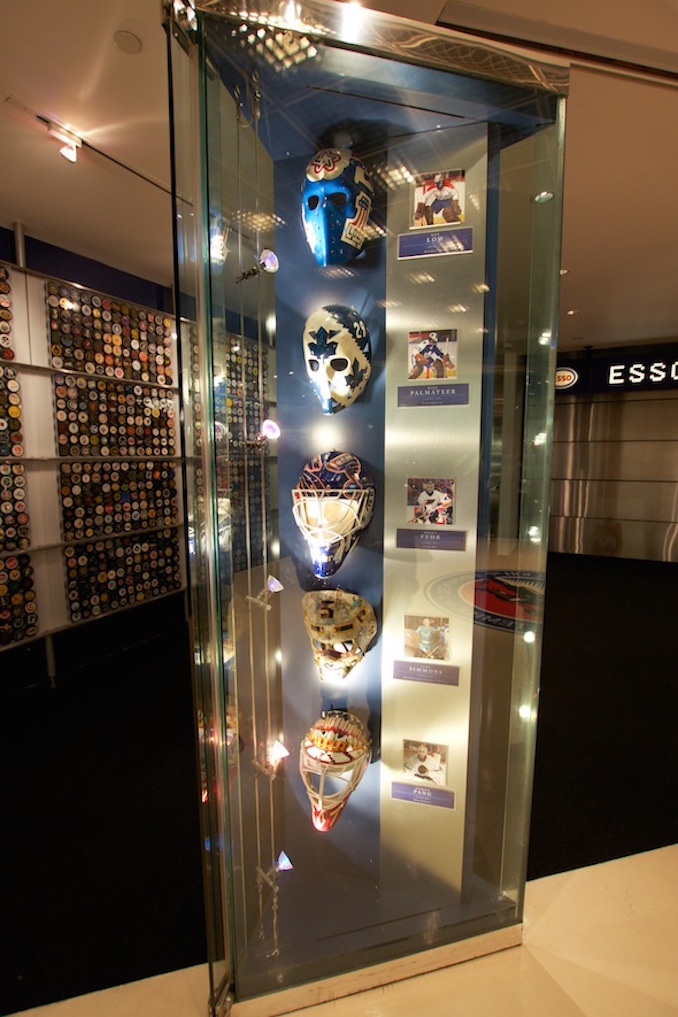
[13, 221, 26, 268]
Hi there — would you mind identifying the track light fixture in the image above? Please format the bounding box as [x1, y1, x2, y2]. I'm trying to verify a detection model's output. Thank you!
[47, 122, 82, 163]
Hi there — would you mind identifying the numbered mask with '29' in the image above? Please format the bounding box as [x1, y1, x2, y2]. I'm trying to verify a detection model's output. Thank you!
[303, 305, 371, 414]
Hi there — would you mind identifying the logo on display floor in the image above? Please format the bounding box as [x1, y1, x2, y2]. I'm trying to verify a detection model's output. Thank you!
[426, 570, 546, 632]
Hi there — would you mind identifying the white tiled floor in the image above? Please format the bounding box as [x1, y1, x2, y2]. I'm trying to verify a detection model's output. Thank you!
[11, 844, 678, 1017]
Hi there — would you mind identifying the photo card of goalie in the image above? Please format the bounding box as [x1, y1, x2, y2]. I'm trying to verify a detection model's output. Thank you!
[403, 739, 448, 786]
[412, 169, 465, 228]
[407, 328, 458, 381]
[407, 477, 456, 526]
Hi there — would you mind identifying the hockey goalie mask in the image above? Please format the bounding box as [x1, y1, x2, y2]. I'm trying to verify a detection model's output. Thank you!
[292, 450, 375, 578]
[302, 589, 377, 683]
[299, 710, 371, 832]
[303, 305, 371, 414]
[302, 148, 373, 266]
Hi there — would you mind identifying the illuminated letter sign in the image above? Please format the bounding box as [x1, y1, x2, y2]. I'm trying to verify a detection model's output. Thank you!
[557, 347, 678, 395]
[604, 356, 678, 391]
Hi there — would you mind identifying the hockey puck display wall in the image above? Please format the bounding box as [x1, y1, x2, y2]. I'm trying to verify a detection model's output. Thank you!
[46, 280, 173, 386]
[52, 374, 176, 458]
[0, 263, 24, 461]
[63, 529, 182, 622]
[0, 259, 184, 650]
[0, 265, 15, 365]
[46, 280, 181, 625]
[0, 462, 31, 553]
[0, 367, 25, 460]
[58, 461, 179, 542]
[0, 264, 38, 642]
[0, 552, 38, 646]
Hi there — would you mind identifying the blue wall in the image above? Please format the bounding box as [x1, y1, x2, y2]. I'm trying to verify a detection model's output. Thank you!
[0, 227, 172, 312]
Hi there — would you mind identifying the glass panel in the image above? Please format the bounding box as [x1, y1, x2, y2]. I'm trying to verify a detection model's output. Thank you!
[169, 1, 566, 1005]
[165, 19, 234, 1008]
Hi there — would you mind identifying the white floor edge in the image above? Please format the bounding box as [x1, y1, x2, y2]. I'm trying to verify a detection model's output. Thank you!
[9, 844, 678, 1017]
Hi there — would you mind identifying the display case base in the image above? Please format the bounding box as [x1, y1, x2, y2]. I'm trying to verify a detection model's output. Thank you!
[229, 924, 523, 1016]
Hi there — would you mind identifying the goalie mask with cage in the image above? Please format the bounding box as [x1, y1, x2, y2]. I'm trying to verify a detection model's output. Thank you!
[302, 148, 373, 266]
[299, 710, 371, 832]
[292, 450, 375, 578]
[303, 304, 371, 415]
[302, 589, 377, 683]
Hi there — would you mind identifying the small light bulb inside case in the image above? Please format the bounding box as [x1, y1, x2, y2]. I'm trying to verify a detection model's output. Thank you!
[261, 419, 280, 440]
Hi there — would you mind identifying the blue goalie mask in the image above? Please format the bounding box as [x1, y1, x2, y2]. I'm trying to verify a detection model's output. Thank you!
[303, 305, 371, 414]
[302, 148, 374, 266]
[292, 451, 375, 578]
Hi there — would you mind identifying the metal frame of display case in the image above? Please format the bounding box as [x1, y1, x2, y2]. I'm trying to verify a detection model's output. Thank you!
[164, 2, 567, 1014]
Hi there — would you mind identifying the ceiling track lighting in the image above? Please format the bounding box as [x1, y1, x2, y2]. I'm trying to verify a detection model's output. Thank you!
[47, 121, 82, 163]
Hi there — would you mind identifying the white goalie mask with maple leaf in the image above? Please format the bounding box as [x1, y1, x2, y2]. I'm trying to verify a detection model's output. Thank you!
[302, 304, 371, 414]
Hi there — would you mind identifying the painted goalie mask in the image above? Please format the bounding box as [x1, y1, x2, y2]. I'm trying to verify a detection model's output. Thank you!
[292, 450, 375, 578]
[302, 148, 373, 266]
[302, 589, 377, 683]
[303, 304, 371, 414]
[299, 710, 371, 832]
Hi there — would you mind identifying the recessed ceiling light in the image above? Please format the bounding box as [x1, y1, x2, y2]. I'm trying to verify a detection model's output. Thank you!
[566, 309, 578, 316]
[114, 30, 143, 55]
[533, 190, 554, 204]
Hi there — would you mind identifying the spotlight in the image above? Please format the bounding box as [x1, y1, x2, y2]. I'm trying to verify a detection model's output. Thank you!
[246, 574, 284, 611]
[59, 143, 78, 163]
[276, 850, 293, 871]
[268, 740, 290, 766]
[47, 122, 82, 163]
[236, 248, 279, 283]
[260, 418, 280, 440]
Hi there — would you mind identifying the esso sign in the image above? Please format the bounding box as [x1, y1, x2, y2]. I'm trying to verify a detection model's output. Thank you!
[555, 367, 579, 390]
[608, 359, 678, 388]
[556, 348, 678, 394]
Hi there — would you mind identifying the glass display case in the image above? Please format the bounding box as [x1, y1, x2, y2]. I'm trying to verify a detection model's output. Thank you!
[164, 2, 567, 1012]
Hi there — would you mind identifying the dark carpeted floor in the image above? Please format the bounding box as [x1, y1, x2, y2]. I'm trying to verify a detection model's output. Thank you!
[528, 552, 678, 878]
[1, 554, 676, 1014]
[1, 595, 206, 1015]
